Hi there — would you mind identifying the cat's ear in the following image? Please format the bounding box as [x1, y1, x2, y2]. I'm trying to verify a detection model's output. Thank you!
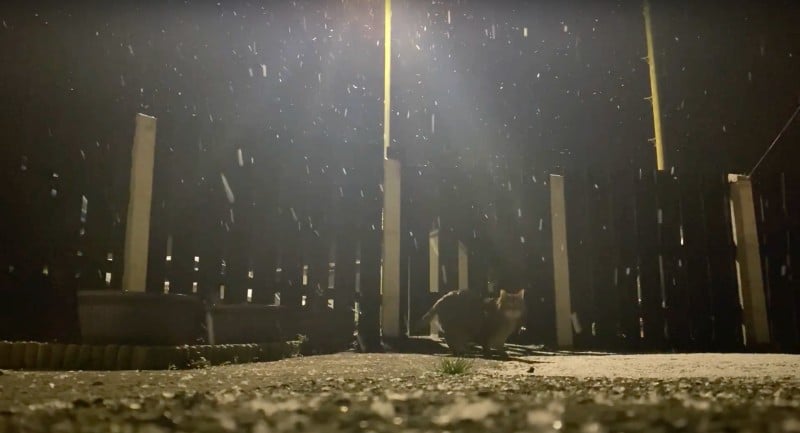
[499, 289, 507, 297]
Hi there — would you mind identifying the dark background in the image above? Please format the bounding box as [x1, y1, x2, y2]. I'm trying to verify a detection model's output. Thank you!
[0, 0, 798, 345]
[2, 0, 798, 179]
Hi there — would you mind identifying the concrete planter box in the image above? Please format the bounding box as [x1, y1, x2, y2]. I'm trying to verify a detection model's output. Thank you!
[208, 304, 284, 344]
[78, 291, 204, 346]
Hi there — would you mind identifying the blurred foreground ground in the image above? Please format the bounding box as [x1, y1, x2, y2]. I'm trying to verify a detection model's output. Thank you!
[1, 352, 799, 432]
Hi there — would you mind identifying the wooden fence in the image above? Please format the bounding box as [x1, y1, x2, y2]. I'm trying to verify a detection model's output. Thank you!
[1, 114, 799, 353]
[562, 169, 743, 352]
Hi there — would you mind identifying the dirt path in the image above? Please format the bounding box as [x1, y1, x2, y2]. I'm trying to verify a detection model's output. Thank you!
[506, 352, 800, 379]
[2, 353, 799, 432]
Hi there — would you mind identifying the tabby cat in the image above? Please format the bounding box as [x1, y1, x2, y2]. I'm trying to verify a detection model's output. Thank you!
[418, 289, 527, 357]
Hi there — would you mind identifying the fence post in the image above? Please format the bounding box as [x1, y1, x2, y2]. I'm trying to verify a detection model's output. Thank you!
[550, 174, 574, 349]
[122, 114, 157, 293]
[428, 229, 440, 336]
[727, 174, 770, 347]
[458, 241, 469, 290]
[381, 158, 402, 338]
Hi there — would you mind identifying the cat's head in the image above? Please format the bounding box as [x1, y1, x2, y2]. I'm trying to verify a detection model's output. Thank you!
[497, 289, 525, 319]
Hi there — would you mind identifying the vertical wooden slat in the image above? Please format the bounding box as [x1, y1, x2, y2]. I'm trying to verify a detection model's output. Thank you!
[125, 114, 158, 293]
[436, 165, 460, 295]
[249, 140, 280, 305]
[635, 169, 666, 350]
[332, 220, 358, 314]
[550, 174, 572, 349]
[565, 168, 593, 349]
[403, 165, 434, 335]
[277, 163, 304, 309]
[766, 171, 799, 351]
[357, 164, 383, 350]
[612, 170, 642, 350]
[588, 169, 619, 349]
[307, 158, 332, 311]
[382, 157, 403, 337]
[729, 174, 770, 347]
[331, 161, 360, 316]
[679, 172, 714, 350]
[704, 173, 744, 351]
[164, 115, 201, 296]
[785, 170, 800, 351]
[194, 124, 227, 304]
[518, 170, 554, 346]
[754, 173, 788, 350]
[223, 142, 255, 304]
[657, 170, 692, 350]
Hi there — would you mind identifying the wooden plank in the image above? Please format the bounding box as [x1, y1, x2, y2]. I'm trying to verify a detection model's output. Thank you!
[753, 172, 796, 350]
[331, 162, 361, 314]
[518, 169, 554, 346]
[36, 103, 84, 342]
[357, 164, 383, 350]
[587, 169, 619, 349]
[222, 142, 255, 304]
[704, 173, 744, 351]
[564, 168, 593, 349]
[306, 158, 333, 312]
[786, 170, 800, 351]
[656, 170, 692, 350]
[382, 158, 403, 337]
[550, 174, 572, 349]
[402, 165, 434, 335]
[398, 165, 419, 335]
[276, 159, 304, 309]
[635, 169, 666, 350]
[162, 116, 201, 296]
[125, 114, 158, 293]
[435, 164, 460, 295]
[194, 179, 226, 303]
[611, 169, 642, 350]
[249, 140, 280, 305]
[100, 115, 134, 294]
[729, 174, 770, 347]
[679, 172, 714, 350]
[332, 220, 358, 314]
[73, 111, 124, 293]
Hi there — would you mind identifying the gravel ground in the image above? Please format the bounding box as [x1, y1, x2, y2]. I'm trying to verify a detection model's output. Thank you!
[1, 352, 800, 432]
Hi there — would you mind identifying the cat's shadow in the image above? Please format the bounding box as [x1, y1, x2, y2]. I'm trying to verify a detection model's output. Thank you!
[419, 341, 553, 364]
[382, 336, 612, 364]
[455, 348, 549, 365]
[475, 354, 545, 365]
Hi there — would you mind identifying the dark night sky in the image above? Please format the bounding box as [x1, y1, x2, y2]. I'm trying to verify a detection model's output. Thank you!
[1, 0, 798, 177]
[0, 0, 799, 248]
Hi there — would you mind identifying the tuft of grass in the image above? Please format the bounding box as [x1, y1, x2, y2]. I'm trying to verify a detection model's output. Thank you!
[188, 356, 211, 369]
[437, 357, 474, 375]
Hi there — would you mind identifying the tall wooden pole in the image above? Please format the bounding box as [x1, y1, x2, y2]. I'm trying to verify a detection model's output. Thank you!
[383, 0, 392, 161]
[550, 175, 574, 349]
[122, 114, 157, 292]
[381, 0, 402, 338]
[728, 174, 771, 347]
[644, 0, 666, 171]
